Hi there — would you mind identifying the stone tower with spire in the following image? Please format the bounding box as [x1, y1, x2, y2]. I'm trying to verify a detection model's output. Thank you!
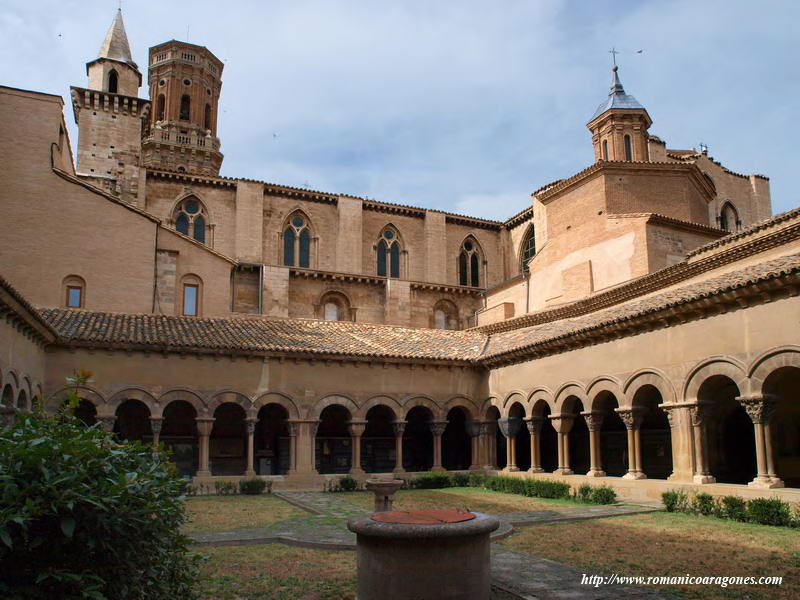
[140, 40, 224, 176]
[70, 9, 150, 204]
[586, 66, 652, 163]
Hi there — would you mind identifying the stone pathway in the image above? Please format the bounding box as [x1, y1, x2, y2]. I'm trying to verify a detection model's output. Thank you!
[190, 492, 666, 598]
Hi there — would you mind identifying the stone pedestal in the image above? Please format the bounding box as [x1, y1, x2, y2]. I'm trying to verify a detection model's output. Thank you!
[365, 478, 405, 512]
[348, 510, 499, 600]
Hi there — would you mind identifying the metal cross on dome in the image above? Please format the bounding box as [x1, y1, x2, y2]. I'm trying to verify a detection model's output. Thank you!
[609, 47, 619, 67]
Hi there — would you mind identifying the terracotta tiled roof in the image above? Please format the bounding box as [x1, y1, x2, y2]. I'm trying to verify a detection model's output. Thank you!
[482, 253, 800, 361]
[38, 310, 487, 362]
[0, 275, 59, 341]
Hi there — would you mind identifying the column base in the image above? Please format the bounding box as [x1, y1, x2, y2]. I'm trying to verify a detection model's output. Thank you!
[431, 466, 446, 473]
[349, 467, 366, 476]
[586, 469, 606, 477]
[469, 464, 482, 472]
[506, 466, 520, 472]
[195, 470, 212, 479]
[748, 477, 784, 489]
[554, 468, 573, 476]
[623, 471, 646, 480]
[244, 469, 256, 478]
[528, 467, 545, 474]
[693, 474, 716, 484]
[393, 466, 406, 474]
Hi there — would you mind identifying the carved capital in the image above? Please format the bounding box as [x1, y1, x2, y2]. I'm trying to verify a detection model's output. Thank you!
[392, 420, 407, 437]
[348, 420, 368, 437]
[309, 421, 320, 438]
[736, 396, 777, 425]
[245, 419, 257, 435]
[581, 411, 604, 432]
[525, 417, 544, 435]
[97, 416, 117, 433]
[287, 421, 299, 437]
[429, 421, 448, 437]
[149, 418, 163, 436]
[616, 408, 645, 430]
[549, 414, 574, 433]
[687, 404, 709, 428]
[195, 417, 215, 437]
[660, 405, 680, 428]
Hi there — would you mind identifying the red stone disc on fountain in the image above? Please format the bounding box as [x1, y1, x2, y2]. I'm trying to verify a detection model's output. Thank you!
[371, 509, 476, 524]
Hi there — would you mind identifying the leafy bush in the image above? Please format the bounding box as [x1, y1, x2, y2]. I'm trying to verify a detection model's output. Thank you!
[526, 478, 571, 499]
[575, 484, 593, 503]
[662, 489, 689, 513]
[721, 496, 747, 521]
[214, 480, 237, 495]
[450, 473, 470, 487]
[692, 492, 715, 516]
[409, 473, 452, 489]
[238, 478, 269, 495]
[467, 473, 487, 488]
[746, 498, 792, 527]
[0, 412, 198, 600]
[589, 485, 617, 505]
[338, 475, 359, 492]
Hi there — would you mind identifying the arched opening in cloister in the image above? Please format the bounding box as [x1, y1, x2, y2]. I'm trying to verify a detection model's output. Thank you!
[210, 403, 247, 476]
[17, 389, 27, 411]
[2, 384, 13, 407]
[563, 397, 589, 474]
[114, 399, 152, 442]
[533, 402, 558, 473]
[316, 404, 352, 474]
[700, 375, 756, 484]
[255, 403, 290, 475]
[161, 400, 198, 478]
[443, 406, 471, 471]
[763, 366, 800, 487]
[632, 385, 673, 479]
[403, 406, 434, 472]
[362, 405, 396, 473]
[74, 399, 97, 426]
[594, 392, 627, 476]
[508, 402, 530, 471]
[486, 405, 506, 469]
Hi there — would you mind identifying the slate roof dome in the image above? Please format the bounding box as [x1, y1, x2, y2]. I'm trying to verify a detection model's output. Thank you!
[591, 66, 646, 121]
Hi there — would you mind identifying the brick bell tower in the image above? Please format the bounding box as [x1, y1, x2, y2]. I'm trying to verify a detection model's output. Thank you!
[70, 9, 150, 203]
[141, 40, 224, 176]
[586, 65, 652, 163]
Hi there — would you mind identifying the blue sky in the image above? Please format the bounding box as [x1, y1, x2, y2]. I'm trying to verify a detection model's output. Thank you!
[2, 0, 797, 219]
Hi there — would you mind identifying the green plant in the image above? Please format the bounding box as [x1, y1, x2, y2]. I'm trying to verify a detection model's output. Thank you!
[450, 473, 470, 487]
[0, 411, 198, 600]
[239, 478, 268, 495]
[337, 475, 359, 492]
[409, 473, 451, 489]
[575, 484, 593, 503]
[662, 489, 688, 513]
[745, 497, 792, 527]
[467, 473, 487, 487]
[692, 492, 715, 516]
[589, 485, 617, 505]
[214, 480, 237, 496]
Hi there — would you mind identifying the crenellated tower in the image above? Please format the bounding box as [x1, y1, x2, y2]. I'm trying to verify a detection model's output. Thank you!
[587, 66, 652, 163]
[141, 40, 224, 176]
[70, 9, 150, 203]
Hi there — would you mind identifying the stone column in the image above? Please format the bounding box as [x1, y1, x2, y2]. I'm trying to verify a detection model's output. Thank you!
[661, 405, 681, 480]
[583, 411, 605, 477]
[479, 423, 491, 469]
[429, 421, 447, 472]
[308, 421, 320, 473]
[196, 418, 215, 478]
[482, 421, 498, 469]
[617, 408, 646, 480]
[97, 415, 117, 433]
[150, 417, 163, 448]
[550, 415, 574, 475]
[738, 395, 784, 489]
[392, 421, 406, 474]
[688, 405, 715, 484]
[466, 420, 482, 471]
[287, 421, 299, 474]
[245, 418, 257, 477]
[348, 420, 367, 476]
[525, 417, 544, 473]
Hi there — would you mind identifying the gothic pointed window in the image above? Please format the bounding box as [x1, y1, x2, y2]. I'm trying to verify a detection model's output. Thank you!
[172, 196, 209, 244]
[720, 202, 739, 232]
[458, 237, 483, 287]
[180, 95, 191, 121]
[283, 212, 313, 268]
[520, 224, 536, 273]
[377, 227, 402, 278]
[108, 69, 118, 94]
[624, 135, 633, 161]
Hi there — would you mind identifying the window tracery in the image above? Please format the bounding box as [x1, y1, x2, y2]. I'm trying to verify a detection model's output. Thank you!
[283, 212, 313, 268]
[173, 196, 209, 244]
[458, 236, 483, 287]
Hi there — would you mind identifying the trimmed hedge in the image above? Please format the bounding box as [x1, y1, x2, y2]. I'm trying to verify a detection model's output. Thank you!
[662, 490, 798, 528]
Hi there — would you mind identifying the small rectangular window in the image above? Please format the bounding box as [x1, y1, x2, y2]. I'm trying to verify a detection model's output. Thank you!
[183, 284, 198, 316]
[66, 286, 82, 308]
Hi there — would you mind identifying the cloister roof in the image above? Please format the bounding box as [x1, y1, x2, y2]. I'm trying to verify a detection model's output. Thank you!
[34, 253, 800, 366]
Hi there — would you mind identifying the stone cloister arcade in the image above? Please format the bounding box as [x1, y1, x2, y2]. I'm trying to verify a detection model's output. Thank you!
[18, 347, 799, 492]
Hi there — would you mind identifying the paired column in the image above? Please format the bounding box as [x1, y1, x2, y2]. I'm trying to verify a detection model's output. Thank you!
[498, 418, 520, 471]
[429, 421, 447, 472]
[550, 415, 574, 475]
[466, 420, 482, 471]
[582, 411, 605, 477]
[150, 417, 163, 449]
[688, 405, 715, 484]
[245, 418, 257, 477]
[196, 417, 215, 477]
[287, 421, 299, 474]
[392, 421, 406, 474]
[524, 417, 544, 473]
[617, 408, 646, 480]
[97, 415, 117, 433]
[738, 395, 784, 489]
[348, 420, 367, 475]
[482, 421, 498, 470]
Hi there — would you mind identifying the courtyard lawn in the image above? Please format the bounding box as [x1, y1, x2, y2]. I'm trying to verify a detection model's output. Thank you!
[197, 545, 357, 600]
[338, 486, 575, 514]
[500, 511, 800, 600]
[183, 495, 306, 533]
